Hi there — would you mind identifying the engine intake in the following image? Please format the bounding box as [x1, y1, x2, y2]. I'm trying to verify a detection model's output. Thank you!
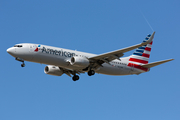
[44, 65, 63, 76]
[70, 56, 89, 68]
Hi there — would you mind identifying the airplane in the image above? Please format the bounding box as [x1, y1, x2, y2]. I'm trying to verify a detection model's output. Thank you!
[7, 32, 174, 81]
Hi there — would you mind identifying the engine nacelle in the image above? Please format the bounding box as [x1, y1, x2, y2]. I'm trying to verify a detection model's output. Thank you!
[70, 56, 89, 68]
[44, 65, 63, 76]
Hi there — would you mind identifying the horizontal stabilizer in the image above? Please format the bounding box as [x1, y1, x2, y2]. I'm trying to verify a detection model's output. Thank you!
[141, 59, 174, 68]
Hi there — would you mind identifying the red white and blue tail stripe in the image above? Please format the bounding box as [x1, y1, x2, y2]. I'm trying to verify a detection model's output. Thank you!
[129, 34, 153, 65]
[127, 34, 154, 72]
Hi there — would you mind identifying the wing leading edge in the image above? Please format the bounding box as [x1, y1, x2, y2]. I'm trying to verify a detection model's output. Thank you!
[89, 32, 155, 62]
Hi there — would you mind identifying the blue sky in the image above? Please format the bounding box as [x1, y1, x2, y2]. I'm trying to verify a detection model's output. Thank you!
[1, 0, 179, 120]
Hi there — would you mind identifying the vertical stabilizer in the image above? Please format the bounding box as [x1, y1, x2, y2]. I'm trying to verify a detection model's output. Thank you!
[129, 33, 155, 65]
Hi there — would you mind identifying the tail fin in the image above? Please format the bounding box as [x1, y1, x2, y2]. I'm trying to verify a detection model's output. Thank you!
[129, 33, 154, 65]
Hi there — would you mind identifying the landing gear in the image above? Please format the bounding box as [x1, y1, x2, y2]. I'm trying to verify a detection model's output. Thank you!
[21, 63, 25, 67]
[16, 57, 25, 67]
[72, 75, 79, 81]
[88, 70, 95, 76]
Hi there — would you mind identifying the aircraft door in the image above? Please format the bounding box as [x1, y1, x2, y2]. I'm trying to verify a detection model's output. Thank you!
[29, 45, 32, 52]
[29, 44, 36, 60]
[29, 44, 38, 52]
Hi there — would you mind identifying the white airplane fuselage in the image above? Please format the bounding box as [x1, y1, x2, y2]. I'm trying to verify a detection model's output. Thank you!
[7, 43, 145, 76]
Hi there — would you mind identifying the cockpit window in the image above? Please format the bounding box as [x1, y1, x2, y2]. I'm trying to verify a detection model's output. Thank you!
[14, 45, 23, 47]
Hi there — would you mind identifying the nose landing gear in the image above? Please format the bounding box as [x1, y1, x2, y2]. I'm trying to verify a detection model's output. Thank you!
[21, 63, 25, 67]
[16, 57, 25, 67]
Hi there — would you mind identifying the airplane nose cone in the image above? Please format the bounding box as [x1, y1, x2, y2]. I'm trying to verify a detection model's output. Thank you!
[7, 47, 15, 55]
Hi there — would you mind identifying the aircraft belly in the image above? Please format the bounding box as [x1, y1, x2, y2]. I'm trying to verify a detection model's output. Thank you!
[96, 64, 129, 76]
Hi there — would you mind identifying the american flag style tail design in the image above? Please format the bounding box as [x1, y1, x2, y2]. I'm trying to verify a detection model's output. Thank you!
[128, 34, 154, 71]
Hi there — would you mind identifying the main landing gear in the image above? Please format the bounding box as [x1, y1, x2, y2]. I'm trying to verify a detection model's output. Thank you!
[72, 70, 95, 81]
[72, 75, 79, 81]
[16, 57, 25, 67]
[88, 70, 95, 76]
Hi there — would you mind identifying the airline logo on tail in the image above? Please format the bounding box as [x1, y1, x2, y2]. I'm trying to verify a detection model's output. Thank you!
[129, 34, 153, 65]
[128, 34, 154, 71]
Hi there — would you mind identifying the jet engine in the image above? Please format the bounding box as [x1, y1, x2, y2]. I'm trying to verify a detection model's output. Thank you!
[70, 56, 89, 68]
[44, 65, 63, 76]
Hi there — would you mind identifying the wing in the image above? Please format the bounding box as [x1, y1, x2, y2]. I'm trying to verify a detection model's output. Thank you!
[89, 32, 155, 65]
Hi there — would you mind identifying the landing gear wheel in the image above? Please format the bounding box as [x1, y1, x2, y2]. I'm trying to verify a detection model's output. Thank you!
[21, 63, 25, 67]
[72, 75, 79, 81]
[88, 70, 95, 76]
